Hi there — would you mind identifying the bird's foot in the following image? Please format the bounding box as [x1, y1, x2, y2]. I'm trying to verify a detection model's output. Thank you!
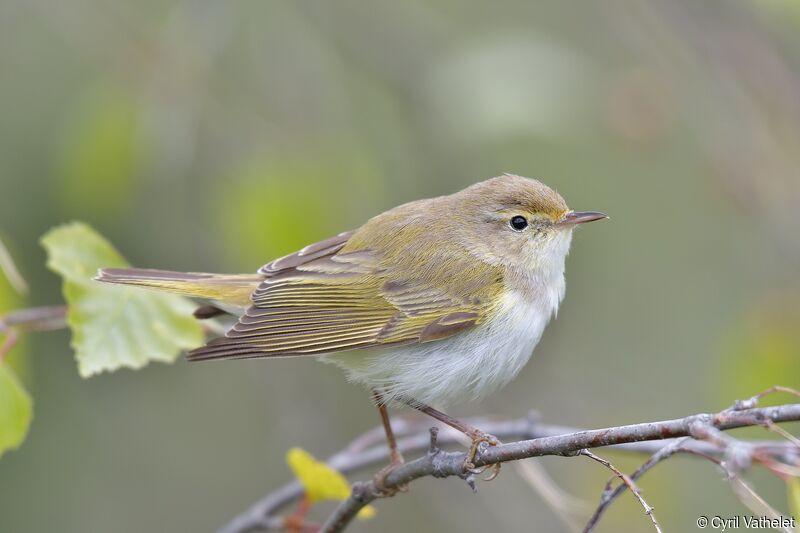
[372, 451, 409, 497]
[464, 431, 502, 481]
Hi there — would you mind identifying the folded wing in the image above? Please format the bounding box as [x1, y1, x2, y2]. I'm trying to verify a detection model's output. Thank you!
[187, 232, 487, 360]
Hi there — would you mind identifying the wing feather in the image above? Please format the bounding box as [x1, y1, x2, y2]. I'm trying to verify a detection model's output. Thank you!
[258, 231, 356, 274]
[188, 227, 499, 361]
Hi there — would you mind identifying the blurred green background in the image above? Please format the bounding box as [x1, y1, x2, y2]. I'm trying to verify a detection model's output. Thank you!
[1, 0, 799, 531]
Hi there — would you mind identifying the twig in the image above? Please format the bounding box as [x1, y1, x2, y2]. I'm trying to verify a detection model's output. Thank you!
[0, 305, 68, 361]
[728, 474, 790, 531]
[690, 421, 796, 532]
[764, 419, 800, 449]
[583, 437, 689, 531]
[579, 449, 661, 533]
[670, 446, 793, 532]
[217, 419, 722, 533]
[733, 385, 800, 411]
[0, 305, 68, 332]
[319, 404, 800, 533]
[219, 403, 800, 533]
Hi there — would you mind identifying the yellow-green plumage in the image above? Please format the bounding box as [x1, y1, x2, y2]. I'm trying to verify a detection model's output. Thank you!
[95, 174, 605, 405]
[184, 174, 569, 360]
[94, 269, 259, 309]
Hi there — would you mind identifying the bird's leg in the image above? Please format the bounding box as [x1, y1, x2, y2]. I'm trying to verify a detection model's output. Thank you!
[397, 396, 502, 479]
[371, 390, 408, 496]
[373, 390, 404, 465]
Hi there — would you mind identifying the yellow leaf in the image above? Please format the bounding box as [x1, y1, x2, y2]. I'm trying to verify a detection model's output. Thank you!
[286, 447, 376, 519]
[354, 503, 376, 519]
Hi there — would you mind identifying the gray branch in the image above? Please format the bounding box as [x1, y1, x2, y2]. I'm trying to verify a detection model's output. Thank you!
[219, 403, 800, 533]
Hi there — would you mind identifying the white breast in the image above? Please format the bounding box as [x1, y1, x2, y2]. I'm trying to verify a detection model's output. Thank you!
[325, 279, 565, 407]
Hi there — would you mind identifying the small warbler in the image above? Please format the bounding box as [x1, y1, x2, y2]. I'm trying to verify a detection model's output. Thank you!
[97, 174, 606, 476]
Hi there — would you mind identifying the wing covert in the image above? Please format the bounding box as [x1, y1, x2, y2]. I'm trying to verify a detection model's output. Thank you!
[188, 230, 497, 361]
[187, 282, 482, 360]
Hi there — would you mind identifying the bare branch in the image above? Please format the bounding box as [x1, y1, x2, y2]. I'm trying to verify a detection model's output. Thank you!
[764, 419, 800, 449]
[318, 404, 800, 533]
[670, 445, 793, 533]
[219, 403, 800, 533]
[579, 449, 661, 533]
[0, 305, 68, 361]
[733, 385, 800, 411]
[0, 305, 68, 333]
[583, 437, 689, 531]
[727, 474, 790, 532]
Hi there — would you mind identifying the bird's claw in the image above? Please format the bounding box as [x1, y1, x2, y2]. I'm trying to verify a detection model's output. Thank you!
[372, 455, 409, 497]
[463, 431, 502, 481]
[482, 462, 502, 481]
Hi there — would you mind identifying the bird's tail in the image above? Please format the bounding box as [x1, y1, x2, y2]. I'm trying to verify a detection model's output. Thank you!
[94, 268, 261, 310]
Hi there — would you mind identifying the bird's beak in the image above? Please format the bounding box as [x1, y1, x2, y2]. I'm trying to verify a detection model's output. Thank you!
[556, 211, 609, 227]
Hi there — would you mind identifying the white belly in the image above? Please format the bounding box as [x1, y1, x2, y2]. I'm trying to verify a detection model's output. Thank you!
[324, 286, 563, 407]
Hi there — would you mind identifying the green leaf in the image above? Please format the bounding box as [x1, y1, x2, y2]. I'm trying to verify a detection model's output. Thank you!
[0, 235, 32, 456]
[41, 222, 203, 377]
[0, 235, 30, 382]
[0, 363, 32, 457]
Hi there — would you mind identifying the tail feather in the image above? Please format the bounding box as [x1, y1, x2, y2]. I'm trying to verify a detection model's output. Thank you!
[95, 268, 261, 309]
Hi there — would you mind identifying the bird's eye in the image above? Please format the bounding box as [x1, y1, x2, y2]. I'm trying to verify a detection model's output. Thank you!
[510, 215, 528, 231]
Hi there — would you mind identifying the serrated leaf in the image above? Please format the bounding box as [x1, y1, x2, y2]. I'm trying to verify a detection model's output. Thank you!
[0, 363, 32, 457]
[41, 222, 203, 377]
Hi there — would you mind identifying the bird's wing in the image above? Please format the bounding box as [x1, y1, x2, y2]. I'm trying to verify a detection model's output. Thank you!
[187, 234, 493, 360]
[257, 231, 357, 276]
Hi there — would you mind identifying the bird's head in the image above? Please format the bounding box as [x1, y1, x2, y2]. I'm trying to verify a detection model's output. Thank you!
[455, 174, 607, 273]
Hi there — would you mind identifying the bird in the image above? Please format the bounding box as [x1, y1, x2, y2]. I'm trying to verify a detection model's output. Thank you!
[96, 174, 607, 482]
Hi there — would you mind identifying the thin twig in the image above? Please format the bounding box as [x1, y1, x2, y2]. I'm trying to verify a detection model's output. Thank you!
[217, 419, 749, 532]
[727, 472, 792, 532]
[764, 419, 800, 449]
[218, 403, 800, 533]
[318, 404, 800, 533]
[579, 449, 661, 533]
[0, 305, 69, 361]
[1, 305, 68, 332]
[733, 385, 800, 411]
[672, 447, 793, 532]
[689, 422, 796, 533]
[583, 437, 690, 531]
